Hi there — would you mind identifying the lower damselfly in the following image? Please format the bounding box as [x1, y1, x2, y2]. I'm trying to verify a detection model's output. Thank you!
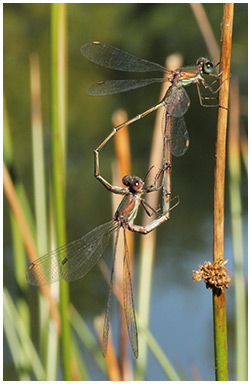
[26, 169, 174, 358]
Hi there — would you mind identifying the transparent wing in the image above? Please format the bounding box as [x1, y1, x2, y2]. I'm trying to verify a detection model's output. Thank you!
[87, 78, 167, 96]
[162, 111, 189, 157]
[170, 116, 190, 157]
[81, 41, 170, 73]
[123, 228, 138, 358]
[26, 220, 118, 286]
[102, 226, 120, 357]
[165, 86, 190, 118]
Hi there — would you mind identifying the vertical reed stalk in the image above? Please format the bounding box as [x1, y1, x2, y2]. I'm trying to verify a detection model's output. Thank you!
[30, 52, 59, 380]
[213, 3, 234, 381]
[136, 54, 182, 379]
[112, 110, 133, 379]
[228, 79, 247, 380]
[51, 4, 71, 380]
[30, 53, 48, 261]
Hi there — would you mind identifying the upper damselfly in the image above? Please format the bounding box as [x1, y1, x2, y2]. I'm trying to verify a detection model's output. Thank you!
[81, 41, 222, 157]
[81, 42, 223, 213]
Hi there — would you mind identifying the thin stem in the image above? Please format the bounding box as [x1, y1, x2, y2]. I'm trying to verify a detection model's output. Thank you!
[213, 3, 234, 381]
[190, 3, 220, 61]
[112, 110, 133, 379]
[228, 79, 247, 380]
[51, 4, 71, 380]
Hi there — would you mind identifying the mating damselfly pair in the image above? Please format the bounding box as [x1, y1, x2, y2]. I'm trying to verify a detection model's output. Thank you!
[26, 41, 224, 358]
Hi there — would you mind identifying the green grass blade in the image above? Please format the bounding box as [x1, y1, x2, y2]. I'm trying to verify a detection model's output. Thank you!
[30, 52, 59, 380]
[51, 4, 72, 380]
[4, 289, 46, 380]
[70, 305, 106, 375]
[3, 95, 13, 167]
[3, 292, 30, 381]
[228, 80, 247, 380]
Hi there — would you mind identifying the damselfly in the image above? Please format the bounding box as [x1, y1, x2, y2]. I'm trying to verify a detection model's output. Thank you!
[81, 42, 224, 207]
[26, 170, 173, 358]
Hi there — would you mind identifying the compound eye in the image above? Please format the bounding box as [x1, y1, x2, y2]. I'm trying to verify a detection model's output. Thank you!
[131, 178, 143, 191]
[204, 60, 214, 74]
[196, 57, 205, 66]
[122, 175, 132, 187]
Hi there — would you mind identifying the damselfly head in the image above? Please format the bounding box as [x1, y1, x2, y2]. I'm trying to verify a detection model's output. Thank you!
[196, 57, 214, 74]
[131, 177, 143, 192]
[122, 175, 133, 186]
[122, 175, 143, 193]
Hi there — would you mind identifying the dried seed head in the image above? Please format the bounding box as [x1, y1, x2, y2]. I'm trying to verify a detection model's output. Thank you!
[193, 259, 231, 291]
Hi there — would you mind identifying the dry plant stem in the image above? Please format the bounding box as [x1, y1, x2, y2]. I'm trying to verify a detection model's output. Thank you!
[94, 316, 122, 380]
[3, 162, 61, 329]
[103, 328, 122, 381]
[113, 111, 134, 379]
[98, 258, 124, 380]
[190, 3, 220, 60]
[213, 3, 234, 381]
[112, 110, 133, 379]
[214, 4, 234, 261]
